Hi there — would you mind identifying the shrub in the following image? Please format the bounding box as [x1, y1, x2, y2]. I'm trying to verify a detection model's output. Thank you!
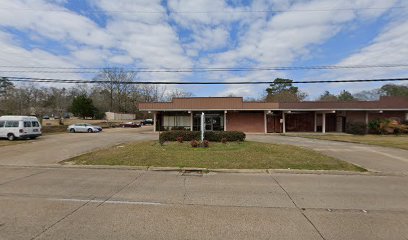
[221, 137, 228, 144]
[176, 136, 183, 143]
[190, 140, 199, 148]
[159, 130, 245, 143]
[368, 119, 382, 134]
[202, 140, 209, 148]
[159, 131, 200, 143]
[346, 122, 367, 135]
[204, 131, 246, 142]
[367, 118, 408, 135]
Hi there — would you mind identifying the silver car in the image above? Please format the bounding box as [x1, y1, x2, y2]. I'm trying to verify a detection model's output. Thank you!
[67, 123, 102, 133]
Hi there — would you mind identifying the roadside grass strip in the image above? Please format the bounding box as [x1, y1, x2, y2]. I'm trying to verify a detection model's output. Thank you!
[69, 141, 365, 172]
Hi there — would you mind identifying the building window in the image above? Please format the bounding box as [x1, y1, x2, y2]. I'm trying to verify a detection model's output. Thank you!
[160, 112, 191, 130]
[193, 111, 224, 131]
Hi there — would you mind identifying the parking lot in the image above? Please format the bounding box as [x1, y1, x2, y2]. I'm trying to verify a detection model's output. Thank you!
[0, 127, 155, 166]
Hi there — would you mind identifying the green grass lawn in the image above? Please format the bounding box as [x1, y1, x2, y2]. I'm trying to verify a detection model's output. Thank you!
[69, 141, 365, 171]
[294, 134, 408, 150]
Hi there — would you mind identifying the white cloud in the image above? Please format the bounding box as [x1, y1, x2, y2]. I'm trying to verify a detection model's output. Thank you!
[0, 0, 114, 48]
[209, 0, 400, 96]
[0, 0, 405, 98]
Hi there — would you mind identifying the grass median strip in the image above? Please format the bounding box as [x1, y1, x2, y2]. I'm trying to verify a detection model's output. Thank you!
[68, 141, 365, 171]
[291, 134, 408, 150]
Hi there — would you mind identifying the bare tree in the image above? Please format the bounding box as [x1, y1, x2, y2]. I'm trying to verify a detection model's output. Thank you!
[166, 88, 193, 101]
[95, 68, 137, 112]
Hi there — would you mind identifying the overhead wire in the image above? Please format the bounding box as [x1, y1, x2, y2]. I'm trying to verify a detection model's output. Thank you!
[3, 76, 408, 85]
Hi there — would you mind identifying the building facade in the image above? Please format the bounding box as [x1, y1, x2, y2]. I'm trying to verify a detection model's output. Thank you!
[138, 96, 408, 133]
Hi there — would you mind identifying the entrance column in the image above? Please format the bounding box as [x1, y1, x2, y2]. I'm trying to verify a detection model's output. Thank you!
[189, 111, 193, 131]
[224, 111, 227, 131]
[264, 111, 267, 133]
[153, 112, 157, 132]
[322, 113, 326, 133]
[282, 112, 286, 133]
[314, 112, 317, 132]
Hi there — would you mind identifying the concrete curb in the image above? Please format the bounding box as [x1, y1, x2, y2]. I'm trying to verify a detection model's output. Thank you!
[61, 164, 373, 175]
[149, 166, 181, 171]
[1, 164, 387, 176]
[209, 169, 268, 173]
[267, 169, 372, 175]
[60, 164, 150, 171]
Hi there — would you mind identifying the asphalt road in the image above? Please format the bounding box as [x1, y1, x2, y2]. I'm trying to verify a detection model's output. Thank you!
[0, 167, 407, 240]
[0, 127, 156, 166]
[247, 134, 408, 176]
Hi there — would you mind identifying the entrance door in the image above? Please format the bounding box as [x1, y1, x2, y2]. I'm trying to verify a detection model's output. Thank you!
[205, 115, 222, 131]
[267, 115, 282, 133]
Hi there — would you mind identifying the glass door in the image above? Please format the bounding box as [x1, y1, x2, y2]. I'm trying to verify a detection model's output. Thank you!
[193, 112, 224, 131]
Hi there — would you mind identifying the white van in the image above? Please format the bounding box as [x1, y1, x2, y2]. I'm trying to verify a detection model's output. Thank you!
[0, 116, 42, 141]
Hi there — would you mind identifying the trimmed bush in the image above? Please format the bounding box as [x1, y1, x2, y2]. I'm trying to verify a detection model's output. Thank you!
[176, 136, 183, 143]
[190, 140, 199, 148]
[159, 131, 200, 144]
[221, 137, 228, 144]
[159, 130, 246, 143]
[346, 122, 367, 135]
[204, 131, 246, 142]
[203, 140, 209, 148]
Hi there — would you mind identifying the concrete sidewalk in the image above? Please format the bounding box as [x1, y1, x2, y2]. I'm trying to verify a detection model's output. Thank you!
[247, 134, 408, 176]
[0, 166, 407, 240]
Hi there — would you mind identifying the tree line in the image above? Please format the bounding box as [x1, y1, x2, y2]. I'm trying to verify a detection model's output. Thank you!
[1, 73, 407, 119]
[264, 78, 408, 102]
[0, 68, 192, 118]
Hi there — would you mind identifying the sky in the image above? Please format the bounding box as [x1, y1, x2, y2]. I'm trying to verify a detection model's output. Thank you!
[0, 0, 408, 100]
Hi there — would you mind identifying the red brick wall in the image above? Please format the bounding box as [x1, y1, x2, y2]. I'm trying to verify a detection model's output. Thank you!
[368, 111, 406, 122]
[226, 111, 265, 133]
[346, 111, 366, 123]
[346, 111, 407, 123]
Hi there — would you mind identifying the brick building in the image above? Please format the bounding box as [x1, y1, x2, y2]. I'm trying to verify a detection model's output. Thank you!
[138, 96, 408, 133]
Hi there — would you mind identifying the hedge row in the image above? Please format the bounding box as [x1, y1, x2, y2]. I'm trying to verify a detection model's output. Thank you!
[159, 130, 246, 143]
[345, 122, 367, 135]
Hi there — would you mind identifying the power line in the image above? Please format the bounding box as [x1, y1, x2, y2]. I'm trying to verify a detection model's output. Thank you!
[0, 64, 407, 73]
[0, 6, 404, 14]
[3, 76, 408, 85]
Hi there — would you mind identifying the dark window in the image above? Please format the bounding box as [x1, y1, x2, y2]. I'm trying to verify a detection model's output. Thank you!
[5, 121, 19, 128]
[24, 121, 32, 127]
[0, 121, 4, 128]
[32, 121, 40, 127]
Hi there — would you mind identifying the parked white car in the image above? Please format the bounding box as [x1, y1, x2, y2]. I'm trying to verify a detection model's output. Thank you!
[0, 116, 42, 141]
[67, 123, 102, 133]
